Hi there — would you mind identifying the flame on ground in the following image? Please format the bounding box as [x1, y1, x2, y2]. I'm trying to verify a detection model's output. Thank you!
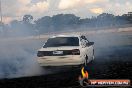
[79, 67, 89, 80]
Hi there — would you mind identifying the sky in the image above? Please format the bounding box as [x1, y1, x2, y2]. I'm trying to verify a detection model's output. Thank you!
[1, 0, 132, 24]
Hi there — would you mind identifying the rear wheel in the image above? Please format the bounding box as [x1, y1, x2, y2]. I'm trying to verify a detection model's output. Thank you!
[92, 49, 95, 60]
[84, 55, 88, 66]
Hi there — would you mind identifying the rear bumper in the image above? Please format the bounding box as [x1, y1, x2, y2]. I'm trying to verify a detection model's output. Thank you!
[37, 55, 83, 67]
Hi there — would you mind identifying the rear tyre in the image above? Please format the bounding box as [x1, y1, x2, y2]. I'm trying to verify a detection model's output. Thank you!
[84, 55, 88, 66]
[92, 49, 95, 60]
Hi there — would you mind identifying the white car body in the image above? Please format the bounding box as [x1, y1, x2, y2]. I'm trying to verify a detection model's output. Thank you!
[37, 35, 94, 67]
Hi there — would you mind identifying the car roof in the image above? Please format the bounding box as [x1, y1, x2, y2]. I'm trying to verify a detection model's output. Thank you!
[50, 34, 82, 38]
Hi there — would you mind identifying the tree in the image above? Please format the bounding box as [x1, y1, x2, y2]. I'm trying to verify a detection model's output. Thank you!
[23, 14, 33, 23]
[96, 13, 115, 27]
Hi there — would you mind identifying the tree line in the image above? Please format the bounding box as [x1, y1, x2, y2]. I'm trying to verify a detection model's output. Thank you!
[0, 12, 132, 37]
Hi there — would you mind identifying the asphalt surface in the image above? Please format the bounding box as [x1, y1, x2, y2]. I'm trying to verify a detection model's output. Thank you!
[0, 32, 132, 88]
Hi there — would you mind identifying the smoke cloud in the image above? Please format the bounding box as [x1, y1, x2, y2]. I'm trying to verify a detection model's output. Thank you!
[0, 39, 44, 79]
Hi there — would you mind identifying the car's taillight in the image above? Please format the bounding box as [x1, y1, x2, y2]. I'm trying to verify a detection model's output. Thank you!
[37, 51, 43, 57]
[72, 49, 80, 55]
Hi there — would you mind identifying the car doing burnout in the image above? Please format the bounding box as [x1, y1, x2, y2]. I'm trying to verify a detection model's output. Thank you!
[37, 35, 94, 67]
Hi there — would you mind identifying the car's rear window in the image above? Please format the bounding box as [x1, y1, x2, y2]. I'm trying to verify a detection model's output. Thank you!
[43, 37, 79, 47]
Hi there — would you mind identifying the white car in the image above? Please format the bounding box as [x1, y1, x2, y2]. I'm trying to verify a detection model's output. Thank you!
[37, 35, 94, 67]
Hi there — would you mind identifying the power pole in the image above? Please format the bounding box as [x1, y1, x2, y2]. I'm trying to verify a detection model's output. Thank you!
[0, 0, 2, 24]
[0, 0, 3, 36]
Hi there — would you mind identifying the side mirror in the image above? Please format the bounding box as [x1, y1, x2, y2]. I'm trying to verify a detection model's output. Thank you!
[87, 42, 94, 46]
